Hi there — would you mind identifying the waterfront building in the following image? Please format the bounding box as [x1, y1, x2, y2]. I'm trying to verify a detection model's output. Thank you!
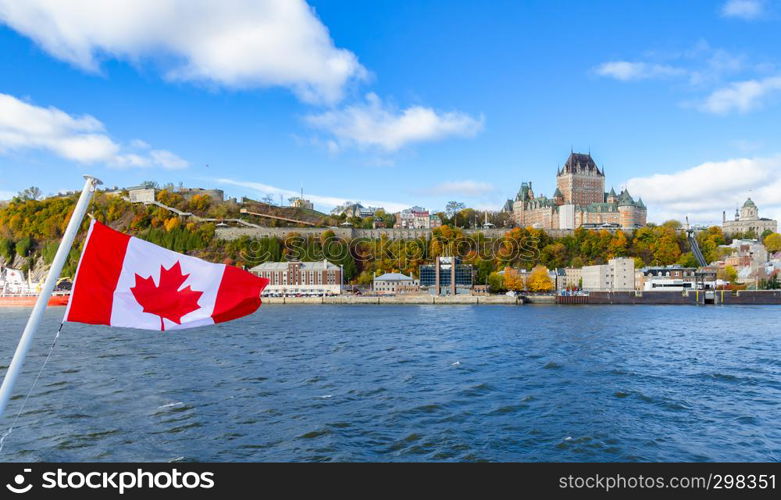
[249, 260, 342, 295]
[722, 198, 777, 237]
[372, 272, 419, 294]
[507, 152, 647, 230]
[394, 206, 442, 229]
[419, 257, 474, 295]
[581, 257, 635, 292]
[554, 267, 583, 291]
[641, 266, 698, 291]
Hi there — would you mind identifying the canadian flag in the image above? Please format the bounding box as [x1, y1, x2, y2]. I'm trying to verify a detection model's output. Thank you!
[65, 221, 269, 331]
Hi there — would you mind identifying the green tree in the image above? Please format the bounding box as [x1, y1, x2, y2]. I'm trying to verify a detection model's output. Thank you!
[474, 258, 494, 285]
[487, 271, 506, 293]
[445, 201, 466, 225]
[15, 236, 33, 257]
[17, 186, 43, 201]
[41, 241, 59, 265]
[0, 237, 15, 261]
[677, 252, 700, 268]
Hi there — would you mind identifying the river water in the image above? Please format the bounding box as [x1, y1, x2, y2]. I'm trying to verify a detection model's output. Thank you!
[0, 304, 779, 462]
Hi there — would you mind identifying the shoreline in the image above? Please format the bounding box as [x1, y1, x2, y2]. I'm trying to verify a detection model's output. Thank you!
[261, 295, 522, 305]
[261, 290, 781, 305]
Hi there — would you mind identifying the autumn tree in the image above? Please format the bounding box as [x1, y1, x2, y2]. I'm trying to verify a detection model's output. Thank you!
[188, 194, 212, 211]
[608, 230, 629, 258]
[541, 242, 568, 269]
[764, 232, 781, 253]
[719, 265, 738, 283]
[163, 217, 181, 232]
[503, 267, 525, 291]
[527, 265, 554, 292]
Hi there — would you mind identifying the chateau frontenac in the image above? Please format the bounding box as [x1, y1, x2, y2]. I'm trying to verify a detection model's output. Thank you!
[503, 152, 647, 230]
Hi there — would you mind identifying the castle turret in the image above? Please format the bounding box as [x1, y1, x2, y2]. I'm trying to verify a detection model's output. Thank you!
[606, 187, 617, 204]
[553, 187, 564, 205]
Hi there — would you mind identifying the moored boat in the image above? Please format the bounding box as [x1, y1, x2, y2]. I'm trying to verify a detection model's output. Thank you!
[0, 266, 70, 307]
[0, 292, 70, 307]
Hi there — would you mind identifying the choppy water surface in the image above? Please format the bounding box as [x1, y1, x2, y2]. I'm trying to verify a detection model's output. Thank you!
[0, 304, 779, 462]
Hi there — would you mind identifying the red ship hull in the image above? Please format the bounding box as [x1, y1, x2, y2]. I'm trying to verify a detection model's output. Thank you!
[0, 295, 70, 307]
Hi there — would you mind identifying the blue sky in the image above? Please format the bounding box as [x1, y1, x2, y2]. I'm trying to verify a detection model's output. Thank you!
[1, 0, 780, 224]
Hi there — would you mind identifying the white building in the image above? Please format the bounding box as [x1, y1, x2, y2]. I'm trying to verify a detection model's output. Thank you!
[641, 266, 699, 291]
[373, 272, 418, 294]
[128, 188, 156, 203]
[722, 198, 777, 237]
[249, 260, 342, 296]
[581, 257, 635, 292]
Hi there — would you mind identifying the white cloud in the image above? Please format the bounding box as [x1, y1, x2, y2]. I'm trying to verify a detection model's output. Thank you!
[216, 178, 409, 212]
[424, 180, 496, 197]
[594, 61, 685, 81]
[721, 0, 766, 20]
[0, 93, 188, 169]
[626, 155, 781, 224]
[0, 190, 15, 200]
[594, 40, 781, 114]
[0, 0, 366, 105]
[594, 42, 750, 86]
[149, 150, 189, 169]
[305, 93, 483, 152]
[698, 76, 781, 114]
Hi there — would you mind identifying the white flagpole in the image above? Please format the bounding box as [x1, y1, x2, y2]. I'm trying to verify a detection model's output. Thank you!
[0, 175, 102, 418]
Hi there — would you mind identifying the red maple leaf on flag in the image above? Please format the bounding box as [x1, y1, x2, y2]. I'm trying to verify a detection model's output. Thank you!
[130, 261, 203, 331]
